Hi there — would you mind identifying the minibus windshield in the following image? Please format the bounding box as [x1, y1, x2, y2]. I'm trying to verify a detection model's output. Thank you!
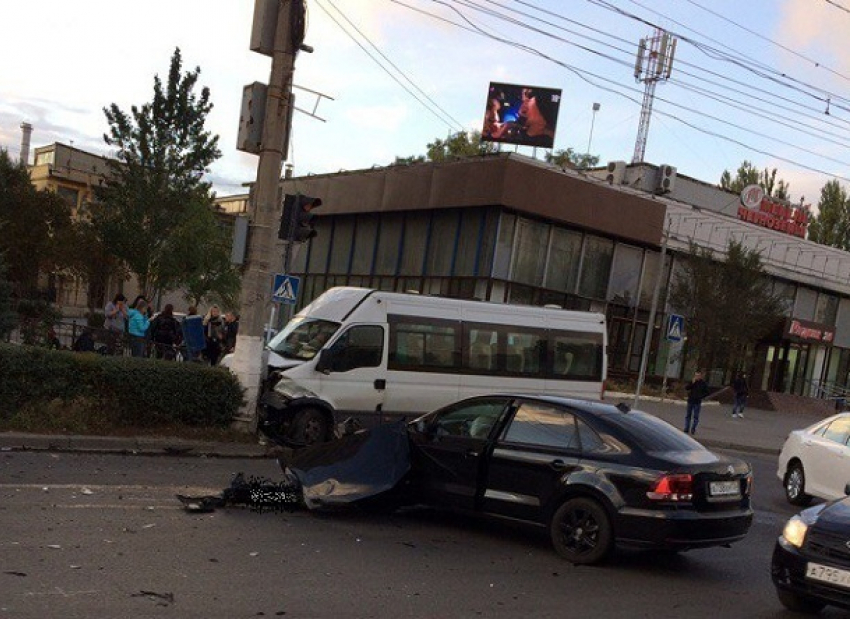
[266, 316, 341, 361]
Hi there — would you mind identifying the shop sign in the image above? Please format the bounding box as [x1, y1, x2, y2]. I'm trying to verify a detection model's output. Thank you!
[737, 185, 809, 238]
[785, 318, 835, 344]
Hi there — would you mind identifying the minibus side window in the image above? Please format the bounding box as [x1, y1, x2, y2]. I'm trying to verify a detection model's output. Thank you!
[388, 317, 459, 371]
[327, 325, 384, 372]
[549, 331, 603, 380]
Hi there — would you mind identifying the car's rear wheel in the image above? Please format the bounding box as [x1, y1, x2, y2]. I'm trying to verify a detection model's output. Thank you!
[785, 462, 813, 506]
[291, 408, 329, 445]
[777, 588, 825, 614]
[550, 497, 613, 565]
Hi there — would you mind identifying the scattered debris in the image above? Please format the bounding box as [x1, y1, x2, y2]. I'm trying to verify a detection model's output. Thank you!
[176, 472, 300, 514]
[4, 571, 27, 577]
[142, 524, 156, 529]
[46, 545, 61, 550]
[249, 552, 259, 557]
[80, 488, 93, 495]
[132, 590, 174, 607]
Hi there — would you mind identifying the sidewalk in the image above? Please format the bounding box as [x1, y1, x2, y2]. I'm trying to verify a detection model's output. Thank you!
[0, 396, 836, 458]
[611, 392, 828, 455]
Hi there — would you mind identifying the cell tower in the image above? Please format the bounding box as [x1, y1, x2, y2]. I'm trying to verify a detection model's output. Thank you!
[632, 28, 676, 164]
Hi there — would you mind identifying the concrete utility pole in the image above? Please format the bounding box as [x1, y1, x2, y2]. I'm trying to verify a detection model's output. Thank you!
[231, 1, 298, 432]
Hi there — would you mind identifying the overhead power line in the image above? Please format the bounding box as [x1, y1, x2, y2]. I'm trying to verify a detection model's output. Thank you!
[823, 0, 850, 15]
[390, 0, 850, 184]
[315, 0, 464, 132]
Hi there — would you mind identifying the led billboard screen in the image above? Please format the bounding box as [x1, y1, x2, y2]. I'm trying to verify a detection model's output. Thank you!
[481, 82, 562, 149]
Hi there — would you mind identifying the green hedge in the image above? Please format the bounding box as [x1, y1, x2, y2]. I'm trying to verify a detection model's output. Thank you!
[0, 344, 244, 428]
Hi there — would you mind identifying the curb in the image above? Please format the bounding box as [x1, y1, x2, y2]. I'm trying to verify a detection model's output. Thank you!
[606, 392, 721, 406]
[0, 433, 269, 459]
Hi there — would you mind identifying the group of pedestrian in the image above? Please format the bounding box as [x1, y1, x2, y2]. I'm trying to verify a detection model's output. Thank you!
[682, 370, 749, 435]
[98, 292, 239, 364]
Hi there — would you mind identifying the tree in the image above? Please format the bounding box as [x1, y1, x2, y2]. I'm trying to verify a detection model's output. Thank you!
[0, 149, 77, 298]
[669, 239, 786, 376]
[159, 199, 241, 308]
[92, 48, 222, 300]
[395, 130, 497, 164]
[720, 160, 790, 200]
[545, 148, 599, 169]
[808, 180, 850, 250]
[0, 253, 16, 339]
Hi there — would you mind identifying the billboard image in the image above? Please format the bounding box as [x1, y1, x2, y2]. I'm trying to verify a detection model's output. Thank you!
[481, 82, 562, 149]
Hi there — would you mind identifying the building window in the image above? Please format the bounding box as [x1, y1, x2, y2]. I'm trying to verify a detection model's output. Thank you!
[35, 151, 54, 166]
[374, 213, 403, 276]
[454, 208, 484, 277]
[328, 216, 354, 274]
[545, 228, 582, 294]
[493, 213, 516, 279]
[400, 211, 430, 276]
[815, 292, 839, 325]
[306, 224, 331, 274]
[351, 215, 378, 275]
[512, 217, 549, 287]
[578, 235, 614, 300]
[608, 243, 643, 307]
[425, 210, 459, 276]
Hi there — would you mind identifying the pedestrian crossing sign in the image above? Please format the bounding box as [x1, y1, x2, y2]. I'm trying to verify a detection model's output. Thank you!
[667, 314, 684, 342]
[272, 274, 300, 305]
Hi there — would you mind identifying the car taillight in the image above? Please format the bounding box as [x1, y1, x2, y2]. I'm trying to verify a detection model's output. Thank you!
[647, 474, 693, 502]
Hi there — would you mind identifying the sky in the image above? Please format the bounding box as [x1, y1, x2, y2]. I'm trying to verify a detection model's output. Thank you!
[2, 0, 850, 206]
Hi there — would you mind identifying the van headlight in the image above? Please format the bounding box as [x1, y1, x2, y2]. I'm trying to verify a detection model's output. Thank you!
[781, 516, 808, 548]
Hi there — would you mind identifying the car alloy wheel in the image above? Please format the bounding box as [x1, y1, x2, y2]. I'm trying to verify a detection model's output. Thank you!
[784, 462, 813, 507]
[550, 497, 613, 565]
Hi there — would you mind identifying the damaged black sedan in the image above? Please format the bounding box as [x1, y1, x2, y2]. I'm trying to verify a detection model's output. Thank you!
[282, 395, 753, 565]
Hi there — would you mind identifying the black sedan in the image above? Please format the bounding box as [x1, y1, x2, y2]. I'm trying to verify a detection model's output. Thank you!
[406, 395, 753, 564]
[773, 495, 850, 613]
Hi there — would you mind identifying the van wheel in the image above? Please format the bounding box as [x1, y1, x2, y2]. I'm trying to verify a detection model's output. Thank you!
[550, 497, 613, 565]
[785, 462, 813, 506]
[292, 408, 329, 445]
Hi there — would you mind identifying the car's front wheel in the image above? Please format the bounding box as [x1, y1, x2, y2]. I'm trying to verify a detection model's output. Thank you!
[550, 497, 613, 565]
[291, 408, 329, 445]
[785, 462, 813, 506]
[777, 588, 825, 614]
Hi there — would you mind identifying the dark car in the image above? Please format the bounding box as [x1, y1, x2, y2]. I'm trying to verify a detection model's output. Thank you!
[772, 495, 850, 613]
[406, 395, 753, 564]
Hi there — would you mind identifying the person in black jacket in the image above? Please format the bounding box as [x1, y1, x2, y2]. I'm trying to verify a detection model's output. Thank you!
[684, 370, 710, 435]
[149, 304, 182, 360]
[731, 372, 749, 419]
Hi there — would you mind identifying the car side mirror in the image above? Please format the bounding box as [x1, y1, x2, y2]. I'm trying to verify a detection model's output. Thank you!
[315, 349, 332, 374]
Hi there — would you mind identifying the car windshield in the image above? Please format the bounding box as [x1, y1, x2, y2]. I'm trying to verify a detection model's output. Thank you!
[266, 316, 341, 361]
[611, 411, 706, 452]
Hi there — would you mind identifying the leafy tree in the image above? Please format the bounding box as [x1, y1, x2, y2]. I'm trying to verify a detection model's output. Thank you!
[720, 160, 790, 200]
[545, 148, 599, 169]
[0, 253, 16, 339]
[159, 199, 241, 308]
[395, 130, 497, 164]
[808, 180, 850, 250]
[0, 149, 76, 298]
[92, 48, 222, 300]
[669, 239, 786, 376]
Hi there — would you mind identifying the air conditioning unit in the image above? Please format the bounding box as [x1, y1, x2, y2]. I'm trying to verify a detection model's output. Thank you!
[656, 164, 677, 194]
[605, 160, 626, 185]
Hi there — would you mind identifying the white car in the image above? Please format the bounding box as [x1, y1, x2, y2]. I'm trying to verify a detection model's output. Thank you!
[777, 412, 850, 505]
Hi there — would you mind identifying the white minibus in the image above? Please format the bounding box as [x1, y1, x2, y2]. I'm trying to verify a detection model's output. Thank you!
[252, 287, 607, 445]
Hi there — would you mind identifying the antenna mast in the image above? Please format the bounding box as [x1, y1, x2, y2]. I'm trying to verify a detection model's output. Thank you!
[632, 28, 676, 164]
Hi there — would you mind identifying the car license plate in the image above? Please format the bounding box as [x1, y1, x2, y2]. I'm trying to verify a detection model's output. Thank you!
[709, 481, 740, 497]
[807, 562, 850, 589]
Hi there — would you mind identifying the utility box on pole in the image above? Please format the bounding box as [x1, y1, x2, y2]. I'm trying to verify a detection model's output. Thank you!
[237, 82, 268, 155]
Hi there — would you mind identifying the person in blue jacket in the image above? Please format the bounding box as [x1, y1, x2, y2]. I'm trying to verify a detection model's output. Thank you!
[127, 299, 151, 358]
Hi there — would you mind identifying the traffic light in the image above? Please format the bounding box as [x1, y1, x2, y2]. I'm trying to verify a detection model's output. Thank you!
[278, 194, 322, 242]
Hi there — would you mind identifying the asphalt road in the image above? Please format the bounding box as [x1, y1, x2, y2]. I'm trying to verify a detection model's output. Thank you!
[0, 449, 844, 618]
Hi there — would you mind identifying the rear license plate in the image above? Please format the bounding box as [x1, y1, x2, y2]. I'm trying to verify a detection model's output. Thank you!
[709, 480, 740, 497]
[807, 562, 850, 589]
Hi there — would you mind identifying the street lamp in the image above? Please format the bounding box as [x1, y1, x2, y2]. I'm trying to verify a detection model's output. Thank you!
[586, 102, 601, 161]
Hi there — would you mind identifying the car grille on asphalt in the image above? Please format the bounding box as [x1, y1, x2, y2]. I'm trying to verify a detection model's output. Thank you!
[805, 529, 850, 563]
